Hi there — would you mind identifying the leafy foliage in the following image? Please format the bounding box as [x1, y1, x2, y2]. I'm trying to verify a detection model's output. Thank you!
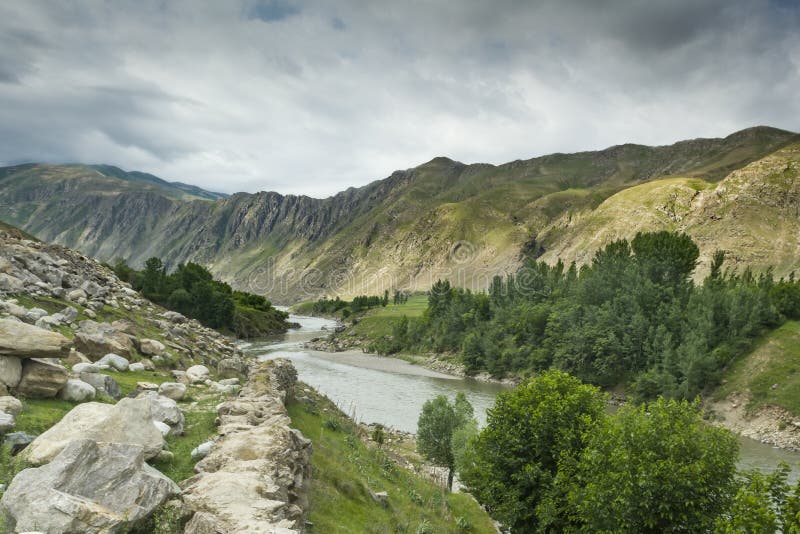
[459, 370, 606, 532]
[416, 393, 475, 491]
[380, 231, 800, 399]
[111, 257, 290, 337]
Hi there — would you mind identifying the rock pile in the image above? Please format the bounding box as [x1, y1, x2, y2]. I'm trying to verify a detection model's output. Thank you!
[181, 358, 312, 533]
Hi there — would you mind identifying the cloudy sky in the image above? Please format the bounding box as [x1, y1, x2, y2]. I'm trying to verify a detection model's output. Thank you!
[0, 1, 798, 197]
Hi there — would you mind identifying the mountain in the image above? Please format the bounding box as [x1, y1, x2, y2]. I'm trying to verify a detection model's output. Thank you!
[0, 126, 798, 303]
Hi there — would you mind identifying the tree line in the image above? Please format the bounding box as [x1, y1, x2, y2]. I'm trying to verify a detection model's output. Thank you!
[111, 257, 291, 338]
[381, 231, 800, 400]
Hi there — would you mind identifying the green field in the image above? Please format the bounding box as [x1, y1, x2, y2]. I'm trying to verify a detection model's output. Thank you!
[287, 388, 495, 533]
[715, 321, 800, 415]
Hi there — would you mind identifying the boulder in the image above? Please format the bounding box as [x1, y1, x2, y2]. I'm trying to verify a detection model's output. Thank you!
[158, 382, 187, 401]
[22, 397, 165, 465]
[170, 370, 190, 384]
[0, 356, 22, 389]
[0, 412, 14, 433]
[59, 306, 79, 324]
[191, 441, 214, 461]
[162, 311, 187, 323]
[153, 421, 171, 436]
[0, 396, 23, 416]
[1, 439, 180, 533]
[71, 362, 104, 374]
[73, 320, 134, 359]
[0, 318, 71, 358]
[186, 365, 210, 384]
[67, 288, 87, 301]
[218, 357, 248, 378]
[4, 431, 35, 455]
[78, 372, 122, 399]
[34, 315, 62, 330]
[129, 362, 146, 372]
[139, 338, 166, 356]
[97, 353, 129, 372]
[17, 359, 69, 398]
[136, 381, 159, 391]
[58, 379, 96, 402]
[64, 348, 91, 367]
[137, 391, 184, 436]
[24, 308, 49, 323]
[0, 273, 24, 292]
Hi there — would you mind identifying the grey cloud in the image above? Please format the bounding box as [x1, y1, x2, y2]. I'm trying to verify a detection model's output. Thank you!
[0, 0, 797, 197]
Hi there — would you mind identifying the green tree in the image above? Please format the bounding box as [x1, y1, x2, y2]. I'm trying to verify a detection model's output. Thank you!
[141, 257, 166, 299]
[573, 398, 739, 533]
[417, 394, 474, 491]
[460, 370, 606, 532]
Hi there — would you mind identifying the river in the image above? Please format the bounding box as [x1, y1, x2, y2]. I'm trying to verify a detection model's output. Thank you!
[241, 313, 800, 481]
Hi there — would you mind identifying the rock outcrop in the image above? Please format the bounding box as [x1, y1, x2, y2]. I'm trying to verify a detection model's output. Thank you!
[17, 358, 69, 398]
[23, 397, 166, 465]
[0, 317, 71, 358]
[1, 439, 180, 533]
[181, 359, 312, 533]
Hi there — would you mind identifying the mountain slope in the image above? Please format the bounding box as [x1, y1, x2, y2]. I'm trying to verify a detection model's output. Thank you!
[0, 126, 797, 302]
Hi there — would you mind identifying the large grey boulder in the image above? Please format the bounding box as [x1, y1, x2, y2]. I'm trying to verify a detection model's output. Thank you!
[1, 439, 180, 533]
[17, 358, 69, 398]
[97, 353, 129, 372]
[0, 396, 23, 416]
[79, 372, 122, 399]
[58, 379, 96, 402]
[0, 412, 15, 433]
[139, 338, 165, 356]
[186, 364, 210, 384]
[158, 382, 187, 401]
[137, 391, 184, 436]
[73, 320, 134, 359]
[0, 317, 71, 358]
[0, 356, 22, 389]
[23, 397, 165, 465]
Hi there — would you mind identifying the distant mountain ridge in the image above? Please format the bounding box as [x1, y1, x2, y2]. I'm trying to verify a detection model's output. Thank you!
[0, 126, 798, 303]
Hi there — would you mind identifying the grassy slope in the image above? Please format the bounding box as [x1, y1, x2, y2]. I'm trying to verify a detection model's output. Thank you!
[287, 388, 495, 534]
[715, 321, 800, 415]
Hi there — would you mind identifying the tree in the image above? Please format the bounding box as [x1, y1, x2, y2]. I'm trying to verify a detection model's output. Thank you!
[459, 370, 606, 532]
[573, 398, 739, 533]
[417, 394, 474, 491]
[141, 257, 166, 299]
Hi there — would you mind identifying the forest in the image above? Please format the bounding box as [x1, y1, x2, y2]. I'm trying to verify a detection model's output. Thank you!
[110, 257, 292, 338]
[375, 231, 800, 400]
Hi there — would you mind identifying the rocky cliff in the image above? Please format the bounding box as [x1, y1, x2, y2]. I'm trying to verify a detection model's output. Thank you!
[1, 126, 797, 302]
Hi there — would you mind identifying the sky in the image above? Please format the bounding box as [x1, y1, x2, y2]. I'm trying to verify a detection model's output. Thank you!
[0, 1, 798, 198]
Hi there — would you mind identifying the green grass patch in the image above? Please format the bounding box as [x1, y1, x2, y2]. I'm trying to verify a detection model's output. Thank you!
[14, 398, 79, 436]
[151, 409, 218, 483]
[287, 389, 495, 533]
[715, 321, 800, 415]
[100, 369, 172, 397]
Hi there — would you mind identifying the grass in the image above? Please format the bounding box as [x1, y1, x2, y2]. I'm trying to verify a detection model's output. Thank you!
[715, 321, 800, 415]
[14, 398, 80, 435]
[101, 369, 173, 396]
[287, 388, 496, 534]
[151, 409, 218, 483]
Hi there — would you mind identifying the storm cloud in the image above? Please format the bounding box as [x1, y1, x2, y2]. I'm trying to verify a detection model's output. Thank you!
[0, 0, 797, 197]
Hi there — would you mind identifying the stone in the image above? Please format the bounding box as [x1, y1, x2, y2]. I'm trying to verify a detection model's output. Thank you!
[57, 379, 96, 402]
[129, 362, 146, 372]
[78, 372, 122, 400]
[67, 288, 87, 301]
[186, 365, 210, 384]
[0, 396, 23, 416]
[137, 391, 184, 436]
[0, 273, 24, 292]
[136, 381, 159, 391]
[24, 308, 49, 323]
[0, 318, 71, 358]
[163, 311, 187, 323]
[0, 356, 22, 389]
[59, 306, 79, 324]
[218, 357, 248, 378]
[158, 382, 187, 401]
[64, 349, 90, 367]
[0, 412, 15, 433]
[96, 353, 129, 372]
[71, 362, 103, 374]
[139, 338, 166, 356]
[153, 420, 171, 436]
[73, 320, 134, 359]
[4, 431, 35, 455]
[218, 377, 239, 386]
[171, 370, 190, 384]
[34, 315, 62, 330]
[191, 441, 214, 461]
[17, 358, 69, 398]
[22, 397, 166, 465]
[1, 439, 180, 533]
[139, 358, 155, 371]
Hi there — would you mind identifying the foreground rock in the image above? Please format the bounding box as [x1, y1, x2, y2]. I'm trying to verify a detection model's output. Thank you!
[23, 397, 165, 465]
[17, 358, 69, 398]
[73, 320, 134, 359]
[1, 439, 180, 533]
[0, 317, 71, 358]
[181, 359, 311, 533]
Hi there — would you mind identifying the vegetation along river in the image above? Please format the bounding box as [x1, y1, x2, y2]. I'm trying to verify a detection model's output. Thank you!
[241, 313, 800, 481]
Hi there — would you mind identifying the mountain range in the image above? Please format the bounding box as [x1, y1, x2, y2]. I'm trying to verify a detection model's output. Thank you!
[0, 126, 798, 303]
